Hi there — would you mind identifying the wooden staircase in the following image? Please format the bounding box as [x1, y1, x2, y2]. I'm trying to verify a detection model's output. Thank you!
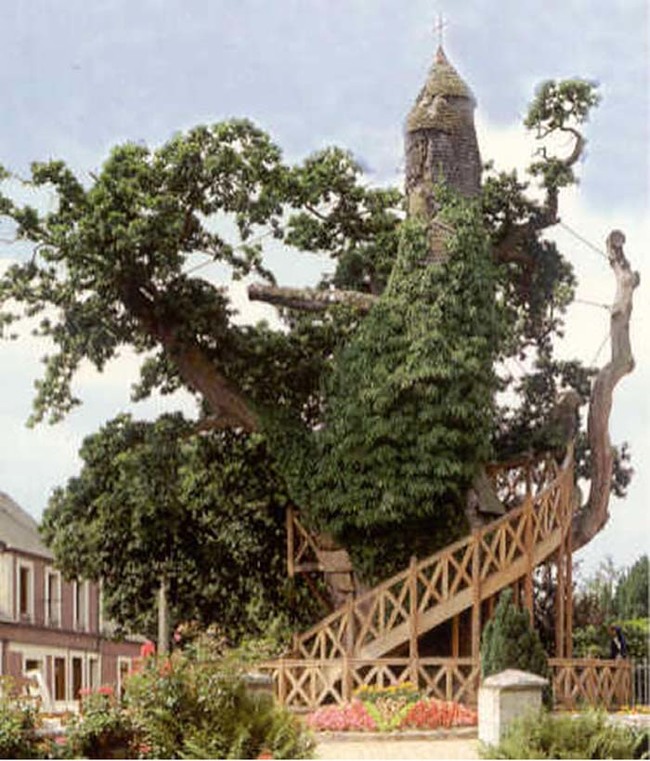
[262, 448, 577, 709]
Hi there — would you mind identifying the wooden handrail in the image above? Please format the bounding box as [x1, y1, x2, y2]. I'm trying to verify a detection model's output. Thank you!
[293, 447, 574, 659]
[296, 450, 573, 655]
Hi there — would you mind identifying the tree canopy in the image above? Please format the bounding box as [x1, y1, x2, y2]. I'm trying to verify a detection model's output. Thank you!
[0, 75, 638, 610]
[40, 413, 316, 641]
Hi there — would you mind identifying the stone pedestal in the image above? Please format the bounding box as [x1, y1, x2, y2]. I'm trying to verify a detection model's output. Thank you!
[478, 669, 548, 746]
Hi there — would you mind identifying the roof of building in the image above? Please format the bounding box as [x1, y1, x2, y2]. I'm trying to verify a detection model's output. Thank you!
[407, 46, 476, 132]
[0, 491, 52, 558]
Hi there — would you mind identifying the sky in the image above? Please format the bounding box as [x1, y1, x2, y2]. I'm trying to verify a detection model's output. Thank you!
[0, 0, 647, 580]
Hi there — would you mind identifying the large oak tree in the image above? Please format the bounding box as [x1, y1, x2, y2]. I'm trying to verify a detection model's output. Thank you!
[0, 77, 638, 613]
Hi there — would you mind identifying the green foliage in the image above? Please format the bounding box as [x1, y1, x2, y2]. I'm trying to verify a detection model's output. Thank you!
[2, 76, 618, 591]
[124, 653, 315, 759]
[296, 198, 501, 580]
[66, 691, 141, 759]
[480, 709, 649, 759]
[0, 679, 42, 759]
[481, 590, 551, 704]
[0, 122, 401, 428]
[525, 80, 600, 139]
[40, 414, 318, 641]
[574, 619, 649, 661]
[615, 556, 649, 621]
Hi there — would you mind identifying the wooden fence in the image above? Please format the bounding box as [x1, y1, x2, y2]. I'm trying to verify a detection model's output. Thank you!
[257, 656, 632, 713]
[549, 658, 632, 710]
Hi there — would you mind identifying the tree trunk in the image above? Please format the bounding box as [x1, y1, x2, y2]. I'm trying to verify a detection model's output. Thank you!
[572, 230, 639, 551]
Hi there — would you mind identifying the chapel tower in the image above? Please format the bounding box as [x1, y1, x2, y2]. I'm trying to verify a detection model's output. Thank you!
[405, 46, 481, 242]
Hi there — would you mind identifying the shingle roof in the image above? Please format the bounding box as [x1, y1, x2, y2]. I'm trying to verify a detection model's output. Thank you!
[0, 491, 52, 558]
[407, 46, 476, 132]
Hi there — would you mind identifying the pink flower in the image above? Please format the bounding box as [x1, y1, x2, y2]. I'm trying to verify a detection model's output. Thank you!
[306, 700, 376, 732]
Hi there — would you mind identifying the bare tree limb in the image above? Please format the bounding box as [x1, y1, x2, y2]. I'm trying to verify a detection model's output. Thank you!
[248, 283, 377, 313]
[572, 230, 640, 551]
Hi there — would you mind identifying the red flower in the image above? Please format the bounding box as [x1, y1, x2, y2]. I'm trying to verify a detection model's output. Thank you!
[399, 698, 477, 730]
[140, 640, 156, 658]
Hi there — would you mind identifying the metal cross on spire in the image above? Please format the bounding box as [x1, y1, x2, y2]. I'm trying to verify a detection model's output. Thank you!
[434, 12, 447, 47]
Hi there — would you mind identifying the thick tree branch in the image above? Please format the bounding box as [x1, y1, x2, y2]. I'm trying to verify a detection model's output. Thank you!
[121, 280, 260, 431]
[572, 230, 639, 551]
[248, 283, 377, 313]
[494, 128, 585, 265]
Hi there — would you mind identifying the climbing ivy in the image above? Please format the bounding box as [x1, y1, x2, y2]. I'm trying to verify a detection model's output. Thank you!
[282, 194, 504, 580]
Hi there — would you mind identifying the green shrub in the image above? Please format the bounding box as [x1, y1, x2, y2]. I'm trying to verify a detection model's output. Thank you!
[480, 709, 649, 759]
[124, 652, 315, 759]
[65, 689, 141, 759]
[573, 618, 649, 660]
[481, 589, 551, 704]
[0, 677, 44, 759]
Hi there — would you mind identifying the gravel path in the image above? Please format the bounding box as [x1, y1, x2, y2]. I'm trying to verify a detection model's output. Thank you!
[315, 731, 479, 760]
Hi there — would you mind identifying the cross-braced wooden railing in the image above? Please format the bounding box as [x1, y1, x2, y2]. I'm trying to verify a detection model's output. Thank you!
[257, 656, 632, 713]
[257, 657, 481, 712]
[549, 658, 632, 710]
[292, 449, 574, 662]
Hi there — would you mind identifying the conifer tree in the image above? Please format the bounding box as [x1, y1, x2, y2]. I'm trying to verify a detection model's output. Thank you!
[481, 589, 551, 705]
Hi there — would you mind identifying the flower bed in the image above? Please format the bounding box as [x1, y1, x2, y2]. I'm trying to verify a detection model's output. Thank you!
[306, 687, 477, 733]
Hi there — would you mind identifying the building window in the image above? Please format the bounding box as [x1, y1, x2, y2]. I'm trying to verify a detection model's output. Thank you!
[117, 658, 131, 699]
[71, 656, 83, 700]
[18, 563, 33, 621]
[88, 656, 100, 691]
[45, 570, 61, 627]
[73, 580, 88, 631]
[53, 657, 66, 702]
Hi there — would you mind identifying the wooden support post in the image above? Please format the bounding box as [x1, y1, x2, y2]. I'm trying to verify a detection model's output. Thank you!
[524, 502, 534, 626]
[344, 596, 355, 656]
[286, 507, 295, 577]
[452, 614, 460, 658]
[555, 546, 566, 658]
[342, 653, 351, 703]
[409, 556, 419, 683]
[565, 529, 573, 657]
[278, 658, 286, 705]
[471, 536, 481, 662]
[157, 576, 169, 655]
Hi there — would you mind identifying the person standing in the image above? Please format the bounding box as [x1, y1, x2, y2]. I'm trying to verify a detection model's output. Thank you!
[609, 625, 628, 659]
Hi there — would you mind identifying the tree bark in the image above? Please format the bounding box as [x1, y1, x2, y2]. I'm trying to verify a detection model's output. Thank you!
[493, 129, 585, 265]
[248, 283, 377, 313]
[572, 230, 640, 551]
[121, 278, 260, 431]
